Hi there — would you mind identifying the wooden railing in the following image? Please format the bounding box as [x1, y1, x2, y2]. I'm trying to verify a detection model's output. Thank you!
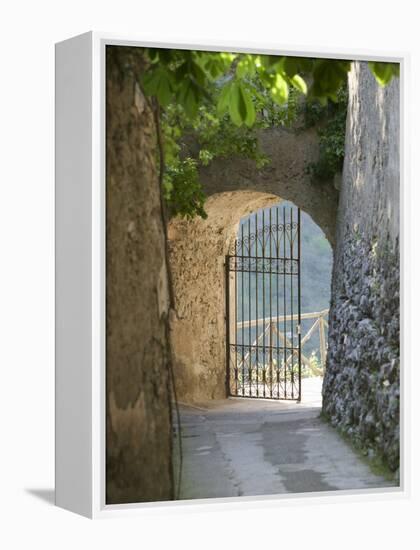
[236, 308, 329, 374]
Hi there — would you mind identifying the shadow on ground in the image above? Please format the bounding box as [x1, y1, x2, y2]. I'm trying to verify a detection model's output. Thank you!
[25, 488, 55, 505]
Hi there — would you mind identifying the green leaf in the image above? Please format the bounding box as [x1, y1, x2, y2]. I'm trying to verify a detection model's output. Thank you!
[196, 52, 236, 80]
[174, 61, 189, 80]
[228, 82, 244, 126]
[154, 48, 174, 64]
[311, 60, 350, 102]
[237, 84, 248, 122]
[368, 61, 399, 87]
[224, 82, 256, 127]
[240, 84, 256, 127]
[204, 58, 225, 79]
[142, 66, 175, 106]
[392, 64, 400, 78]
[270, 72, 289, 105]
[191, 60, 207, 86]
[176, 79, 200, 119]
[216, 80, 234, 116]
[145, 48, 159, 63]
[282, 56, 299, 77]
[289, 74, 307, 94]
[259, 55, 281, 69]
[282, 56, 313, 77]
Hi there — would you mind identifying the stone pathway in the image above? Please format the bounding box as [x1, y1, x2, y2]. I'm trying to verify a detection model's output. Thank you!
[174, 378, 396, 500]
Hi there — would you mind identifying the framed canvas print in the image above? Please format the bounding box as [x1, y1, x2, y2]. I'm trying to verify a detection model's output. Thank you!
[55, 32, 407, 518]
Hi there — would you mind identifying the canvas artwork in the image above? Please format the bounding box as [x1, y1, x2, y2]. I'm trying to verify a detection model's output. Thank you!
[105, 46, 400, 505]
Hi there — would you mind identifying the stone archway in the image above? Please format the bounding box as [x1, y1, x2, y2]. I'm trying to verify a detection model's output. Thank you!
[169, 119, 340, 404]
[198, 124, 338, 246]
[168, 189, 335, 404]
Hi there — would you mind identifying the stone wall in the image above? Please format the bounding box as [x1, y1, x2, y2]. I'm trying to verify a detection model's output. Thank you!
[322, 62, 400, 473]
[106, 47, 173, 503]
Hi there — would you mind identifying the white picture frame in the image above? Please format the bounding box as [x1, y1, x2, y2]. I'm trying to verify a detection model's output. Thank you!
[55, 31, 409, 519]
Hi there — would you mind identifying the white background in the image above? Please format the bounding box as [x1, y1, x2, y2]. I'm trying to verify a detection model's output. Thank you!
[0, 1, 418, 548]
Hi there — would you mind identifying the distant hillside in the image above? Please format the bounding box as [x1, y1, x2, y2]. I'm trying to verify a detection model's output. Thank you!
[299, 205, 333, 314]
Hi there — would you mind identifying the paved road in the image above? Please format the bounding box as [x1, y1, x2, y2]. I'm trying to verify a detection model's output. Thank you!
[174, 378, 396, 500]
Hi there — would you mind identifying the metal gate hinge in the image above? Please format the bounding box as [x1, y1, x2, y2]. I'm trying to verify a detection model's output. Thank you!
[296, 324, 301, 335]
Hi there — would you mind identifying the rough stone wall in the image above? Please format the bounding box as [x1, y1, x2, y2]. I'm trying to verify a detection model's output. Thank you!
[168, 191, 280, 403]
[322, 62, 400, 473]
[106, 47, 173, 503]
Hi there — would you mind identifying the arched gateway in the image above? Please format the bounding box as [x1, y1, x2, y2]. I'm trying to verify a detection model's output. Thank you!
[168, 188, 335, 404]
[226, 203, 302, 401]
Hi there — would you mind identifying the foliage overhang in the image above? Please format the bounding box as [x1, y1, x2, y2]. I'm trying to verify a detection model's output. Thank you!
[139, 49, 399, 219]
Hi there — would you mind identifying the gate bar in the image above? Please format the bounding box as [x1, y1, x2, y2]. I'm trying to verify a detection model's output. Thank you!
[276, 207, 279, 396]
[290, 208, 294, 399]
[269, 207, 273, 397]
[297, 208, 302, 402]
[241, 223, 245, 396]
[255, 211, 259, 397]
[262, 208, 266, 397]
[283, 206, 287, 398]
[248, 217, 251, 396]
[225, 255, 230, 397]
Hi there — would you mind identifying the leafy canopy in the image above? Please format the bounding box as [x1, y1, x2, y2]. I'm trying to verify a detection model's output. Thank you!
[305, 86, 349, 183]
[140, 49, 399, 219]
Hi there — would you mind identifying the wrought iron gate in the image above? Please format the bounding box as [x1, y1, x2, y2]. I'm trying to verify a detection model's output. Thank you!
[225, 206, 302, 400]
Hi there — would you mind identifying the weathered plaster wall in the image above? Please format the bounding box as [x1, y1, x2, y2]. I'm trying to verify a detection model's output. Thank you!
[168, 191, 281, 403]
[199, 125, 338, 245]
[106, 47, 173, 503]
[322, 62, 400, 473]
